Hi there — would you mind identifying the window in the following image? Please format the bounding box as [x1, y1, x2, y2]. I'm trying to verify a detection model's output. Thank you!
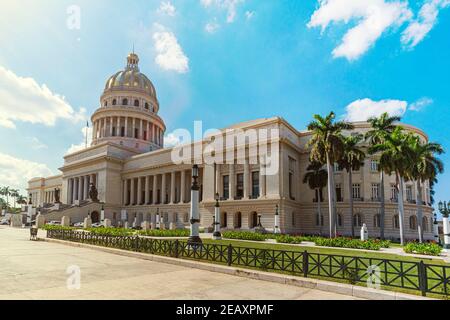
[121, 126, 125, 137]
[250, 212, 258, 228]
[112, 99, 117, 106]
[316, 214, 324, 226]
[104, 101, 108, 107]
[422, 216, 429, 232]
[374, 214, 381, 228]
[406, 185, 413, 202]
[337, 214, 343, 227]
[122, 98, 128, 106]
[235, 212, 242, 229]
[370, 160, 379, 172]
[134, 99, 139, 107]
[288, 157, 296, 200]
[223, 175, 230, 200]
[336, 184, 343, 202]
[143, 130, 147, 141]
[112, 127, 116, 137]
[145, 102, 149, 110]
[391, 184, 398, 201]
[134, 128, 139, 139]
[236, 174, 244, 199]
[251, 171, 260, 199]
[393, 214, 400, 229]
[353, 214, 362, 227]
[371, 183, 380, 201]
[334, 163, 342, 172]
[352, 184, 361, 200]
[409, 215, 417, 230]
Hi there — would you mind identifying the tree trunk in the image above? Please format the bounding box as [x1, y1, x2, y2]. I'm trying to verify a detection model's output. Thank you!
[380, 171, 386, 240]
[397, 174, 406, 246]
[349, 169, 354, 238]
[326, 154, 335, 238]
[416, 180, 424, 243]
[317, 188, 322, 236]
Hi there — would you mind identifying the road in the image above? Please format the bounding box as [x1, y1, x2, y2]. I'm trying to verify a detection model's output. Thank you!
[0, 226, 361, 300]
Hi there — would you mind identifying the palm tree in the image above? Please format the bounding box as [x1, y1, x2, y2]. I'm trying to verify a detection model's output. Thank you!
[303, 161, 328, 235]
[338, 134, 366, 238]
[16, 195, 28, 206]
[307, 112, 354, 238]
[10, 189, 19, 208]
[365, 112, 401, 239]
[369, 127, 415, 245]
[408, 138, 444, 242]
[0, 187, 10, 209]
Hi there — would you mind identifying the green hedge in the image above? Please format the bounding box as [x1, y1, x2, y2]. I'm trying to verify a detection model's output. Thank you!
[404, 242, 442, 256]
[275, 235, 304, 244]
[138, 229, 190, 237]
[314, 237, 391, 251]
[41, 225, 75, 231]
[86, 227, 135, 237]
[222, 231, 267, 241]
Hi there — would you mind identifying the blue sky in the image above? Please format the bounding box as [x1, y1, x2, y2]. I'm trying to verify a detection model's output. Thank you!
[0, 0, 449, 211]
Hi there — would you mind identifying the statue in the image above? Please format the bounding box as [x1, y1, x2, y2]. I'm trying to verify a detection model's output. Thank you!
[89, 183, 99, 202]
[54, 188, 61, 203]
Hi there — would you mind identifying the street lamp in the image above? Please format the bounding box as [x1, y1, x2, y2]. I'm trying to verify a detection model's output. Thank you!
[433, 212, 440, 244]
[213, 192, 222, 240]
[274, 205, 281, 234]
[101, 205, 105, 222]
[438, 201, 450, 250]
[188, 165, 202, 246]
[156, 208, 160, 230]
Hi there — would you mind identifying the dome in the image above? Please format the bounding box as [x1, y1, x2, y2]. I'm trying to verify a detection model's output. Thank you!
[104, 53, 157, 98]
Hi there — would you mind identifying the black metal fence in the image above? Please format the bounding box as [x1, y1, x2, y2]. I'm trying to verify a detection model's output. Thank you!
[47, 230, 450, 297]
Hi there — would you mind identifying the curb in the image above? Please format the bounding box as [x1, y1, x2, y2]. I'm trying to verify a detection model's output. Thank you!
[39, 237, 434, 301]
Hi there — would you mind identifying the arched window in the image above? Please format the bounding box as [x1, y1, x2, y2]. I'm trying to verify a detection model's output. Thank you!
[337, 214, 343, 227]
[112, 99, 117, 106]
[145, 102, 149, 110]
[409, 215, 418, 230]
[221, 212, 227, 228]
[122, 98, 128, 106]
[134, 99, 140, 107]
[104, 100, 108, 107]
[374, 214, 381, 228]
[422, 216, 429, 232]
[250, 212, 258, 228]
[353, 214, 362, 227]
[393, 214, 400, 229]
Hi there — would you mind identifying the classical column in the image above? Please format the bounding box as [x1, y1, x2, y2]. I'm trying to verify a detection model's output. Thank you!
[139, 119, 143, 140]
[125, 117, 128, 137]
[146, 121, 150, 141]
[130, 178, 135, 206]
[137, 177, 143, 205]
[78, 177, 83, 201]
[244, 159, 250, 199]
[153, 175, 158, 205]
[132, 118, 136, 138]
[229, 164, 235, 200]
[180, 170, 186, 203]
[117, 116, 120, 136]
[110, 117, 114, 136]
[123, 179, 128, 206]
[161, 173, 167, 204]
[259, 163, 266, 199]
[170, 172, 176, 204]
[102, 118, 106, 138]
[145, 176, 150, 204]
[67, 178, 73, 204]
[83, 176, 89, 200]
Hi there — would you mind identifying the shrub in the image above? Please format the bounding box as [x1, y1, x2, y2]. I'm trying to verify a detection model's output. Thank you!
[314, 237, 383, 251]
[275, 235, 303, 244]
[86, 227, 135, 237]
[404, 242, 442, 256]
[138, 229, 190, 237]
[42, 225, 74, 231]
[222, 231, 267, 241]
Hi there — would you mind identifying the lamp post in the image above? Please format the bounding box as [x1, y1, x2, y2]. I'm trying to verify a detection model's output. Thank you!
[188, 165, 202, 246]
[156, 208, 160, 230]
[274, 205, 281, 234]
[438, 201, 450, 250]
[433, 212, 440, 244]
[213, 192, 222, 240]
[101, 205, 105, 222]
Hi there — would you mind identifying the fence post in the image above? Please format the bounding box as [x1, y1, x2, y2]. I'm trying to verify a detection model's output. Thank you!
[174, 240, 179, 258]
[134, 236, 139, 252]
[227, 244, 233, 266]
[418, 261, 427, 297]
[303, 251, 309, 278]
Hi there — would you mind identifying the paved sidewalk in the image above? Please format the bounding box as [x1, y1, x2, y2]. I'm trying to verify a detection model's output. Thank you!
[0, 227, 362, 300]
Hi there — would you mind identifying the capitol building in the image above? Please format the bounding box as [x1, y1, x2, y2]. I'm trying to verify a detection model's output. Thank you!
[27, 52, 434, 241]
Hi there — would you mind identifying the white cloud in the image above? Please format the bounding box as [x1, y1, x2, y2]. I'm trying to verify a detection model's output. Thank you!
[164, 132, 183, 148]
[66, 126, 93, 155]
[29, 137, 48, 150]
[157, 1, 176, 16]
[0, 152, 53, 192]
[308, 0, 412, 61]
[0, 66, 86, 129]
[401, 0, 450, 48]
[153, 24, 189, 74]
[410, 97, 434, 111]
[201, 0, 245, 23]
[205, 19, 220, 33]
[344, 98, 408, 122]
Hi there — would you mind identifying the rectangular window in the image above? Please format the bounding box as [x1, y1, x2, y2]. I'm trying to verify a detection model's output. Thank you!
[406, 185, 413, 201]
[352, 183, 361, 200]
[223, 175, 230, 200]
[121, 127, 125, 137]
[336, 184, 343, 202]
[251, 171, 260, 199]
[391, 184, 398, 201]
[288, 157, 296, 200]
[236, 174, 244, 199]
[371, 183, 380, 201]
[371, 160, 379, 172]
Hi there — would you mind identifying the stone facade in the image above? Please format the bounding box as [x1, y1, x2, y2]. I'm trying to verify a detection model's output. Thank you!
[27, 53, 434, 242]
